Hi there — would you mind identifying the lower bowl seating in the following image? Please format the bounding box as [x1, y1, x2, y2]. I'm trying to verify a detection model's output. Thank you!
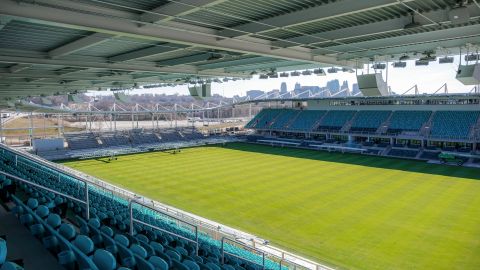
[0, 148, 285, 270]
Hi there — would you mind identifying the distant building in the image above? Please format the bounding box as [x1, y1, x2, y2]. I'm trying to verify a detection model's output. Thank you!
[280, 82, 288, 94]
[246, 90, 265, 99]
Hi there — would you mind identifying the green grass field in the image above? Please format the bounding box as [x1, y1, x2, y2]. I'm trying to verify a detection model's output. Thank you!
[60, 143, 480, 270]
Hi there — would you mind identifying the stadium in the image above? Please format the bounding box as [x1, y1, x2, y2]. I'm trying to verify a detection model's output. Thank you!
[0, 1, 480, 270]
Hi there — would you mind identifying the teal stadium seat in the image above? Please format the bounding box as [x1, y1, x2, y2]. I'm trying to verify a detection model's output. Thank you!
[269, 110, 297, 130]
[387, 111, 431, 134]
[318, 110, 356, 131]
[430, 111, 480, 139]
[350, 111, 391, 133]
[288, 110, 326, 131]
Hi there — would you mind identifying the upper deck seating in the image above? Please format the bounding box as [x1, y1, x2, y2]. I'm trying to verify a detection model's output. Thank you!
[317, 110, 356, 131]
[387, 111, 431, 134]
[430, 111, 480, 139]
[244, 109, 268, 129]
[254, 109, 283, 129]
[350, 111, 391, 133]
[269, 110, 297, 130]
[287, 110, 326, 131]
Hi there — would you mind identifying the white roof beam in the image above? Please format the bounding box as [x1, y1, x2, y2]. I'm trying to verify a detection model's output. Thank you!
[218, 0, 415, 38]
[337, 36, 480, 61]
[0, 50, 250, 78]
[273, 4, 480, 48]
[157, 53, 214, 66]
[8, 63, 31, 73]
[0, 70, 162, 83]
[198, 56, 278, 70]
[48, 32, 114, 59]
[315, 24, 480, 55]
[108, 43, 188, 62]
[0, 0, 354, 67]
[140, 0, 227, 23]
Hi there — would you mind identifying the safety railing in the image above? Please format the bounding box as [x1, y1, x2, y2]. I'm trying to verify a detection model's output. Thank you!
[222, 237, 266, 270]
[129, 198, 199, 256]
[0, 170, 89, 219]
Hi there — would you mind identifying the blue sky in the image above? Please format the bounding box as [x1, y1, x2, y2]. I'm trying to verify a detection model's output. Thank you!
[92, 55, 479, 98]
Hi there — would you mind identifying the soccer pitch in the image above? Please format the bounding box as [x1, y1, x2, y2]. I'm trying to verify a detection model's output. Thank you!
[60, 143, 480, 270]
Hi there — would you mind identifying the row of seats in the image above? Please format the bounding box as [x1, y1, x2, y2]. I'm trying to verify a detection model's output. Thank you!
[317, 110, 356, 131]
[430, 111, 480, 139]
[288, 110, 326, 131]
[0, 149, 284, 270]
[64, 133, 99, 150]
[387, 111, 431, 134]
[64, 130, 204, 151]
[247, 109, 480, 139]
[269, 110, 298, 130]
[350, 111, 390, 133]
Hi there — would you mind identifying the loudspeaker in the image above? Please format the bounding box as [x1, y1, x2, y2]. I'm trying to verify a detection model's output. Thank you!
[356, 74, 388, 96]
[456, 64, 480, 85]
[189, 84, 212, 99]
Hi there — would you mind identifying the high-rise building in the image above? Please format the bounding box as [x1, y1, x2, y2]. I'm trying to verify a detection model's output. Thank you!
[280, 82, 288, 94]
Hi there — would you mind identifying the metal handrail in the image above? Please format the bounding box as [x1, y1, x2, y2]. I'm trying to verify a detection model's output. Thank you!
[0, 170, 88, 210]
[129, 198, 199, 255]
[222, 237, 265, 270]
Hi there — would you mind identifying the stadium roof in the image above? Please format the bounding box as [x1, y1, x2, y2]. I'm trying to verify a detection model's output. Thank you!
[0, 0, 479, 102]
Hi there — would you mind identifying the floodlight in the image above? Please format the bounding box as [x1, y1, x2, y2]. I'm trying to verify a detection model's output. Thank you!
[415, 60, 429, 66]
[301, 70, 312, 75]
[372, 63, 386, 69]
[290, 71, 300, 76]
[439, 57, 454, 64]
[393, 61, 407, 68]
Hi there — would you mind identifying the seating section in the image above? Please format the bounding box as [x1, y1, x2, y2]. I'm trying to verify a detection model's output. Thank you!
[318, 110, 356, 131]
[244, 110, 269, 129]
[100, 132, 130, 147]
[387, 111, 431, 134]
[130, 132, 160, 145]
[269, 110, 297, 130]
[181, 131, 204, 141]
[254, 109, 283, 129]
[247, 109, 479, 143]
[430, 111, 480, 139]
[157, 131, 178, 142]
[64, 133, 99, 150]
[350, 111, 391, 133]
[0, 148, 283, 270]
[288, 110, 326, 131]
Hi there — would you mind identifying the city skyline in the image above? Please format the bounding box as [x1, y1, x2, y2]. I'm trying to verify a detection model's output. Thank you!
[90, 55, 479, 98]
